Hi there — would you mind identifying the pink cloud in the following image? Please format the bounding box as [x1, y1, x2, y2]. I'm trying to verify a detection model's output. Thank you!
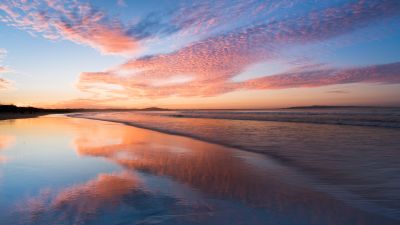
[74, 0, 400, 100]
[0, 0, 138, 55]
[0, 77, 11, 89]
[0, 48, 13, 89]
[243, 62, 400, 90]
[77, 61, 400, 99]
[49, 97, 127, 109]
[53, 19, 138, 55]
[0, 48, 12, 89]
[2, 0, 399, 103]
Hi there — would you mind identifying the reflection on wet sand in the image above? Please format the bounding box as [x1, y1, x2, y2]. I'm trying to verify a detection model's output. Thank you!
[18, 171, 244, 225]
[0, 135, 15, 163]
[2, 116, 399, 225]
[17, 172, 139, 225]
[0, 135, 15, 149]
[72, 118, 398, 225]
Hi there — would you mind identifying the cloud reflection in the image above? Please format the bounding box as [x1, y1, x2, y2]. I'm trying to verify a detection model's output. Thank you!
[10, 117, 398, 224]
[17, 172, 140, 224]
[71, 120, 396, 224]
[0, 135, 15, 163]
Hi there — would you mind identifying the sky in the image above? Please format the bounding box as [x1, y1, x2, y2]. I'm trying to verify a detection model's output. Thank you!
[0, 0, 399, 109]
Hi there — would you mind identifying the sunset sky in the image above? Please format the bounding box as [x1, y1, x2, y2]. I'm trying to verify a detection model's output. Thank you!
[0, 0, 399, 109]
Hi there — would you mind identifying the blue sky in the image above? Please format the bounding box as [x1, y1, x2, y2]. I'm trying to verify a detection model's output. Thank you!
[0, 0, 399, 108]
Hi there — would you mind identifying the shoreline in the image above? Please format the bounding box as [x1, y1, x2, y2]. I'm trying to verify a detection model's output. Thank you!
[67, 113, 395, 160]
[66, 114, 392, 175]
[1, 113, 397, 222]
[67, 113, 400, 221]
[1, 115, 398, 224]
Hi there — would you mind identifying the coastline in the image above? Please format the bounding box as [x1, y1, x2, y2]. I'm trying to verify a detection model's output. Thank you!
[1, 115, 398, 224]
[68, 112, 400, 221]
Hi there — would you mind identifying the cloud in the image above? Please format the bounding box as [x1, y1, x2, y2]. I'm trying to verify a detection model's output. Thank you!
[0, 0, 275, 55]
[1, 0, 400, 103]
[0, 48, 7, 70]
[77, 61, 400, 99]
[0, 77, 11, 89]
[242, 62, 400, 90]
[0, 1, 328, 56]
[75, 0, 400, 100]
[49, 96, 127, 109]
[116, 0, 126, 7]
[0, 48, 6, 59]
[0, 0, 138, 55]
[0, 70, 12, 90]
[0, 48, 12, 89]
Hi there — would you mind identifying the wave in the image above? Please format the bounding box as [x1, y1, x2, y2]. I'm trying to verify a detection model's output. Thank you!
[69, 111, 400, 220]
[158, 109, 400, 129]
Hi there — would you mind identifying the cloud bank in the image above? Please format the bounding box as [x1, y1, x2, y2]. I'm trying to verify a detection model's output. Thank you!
[0, 0, 138, 55]
[0, 48, 11, 89]
[1, 0, 400, 103]
[75, 0, 400, 100]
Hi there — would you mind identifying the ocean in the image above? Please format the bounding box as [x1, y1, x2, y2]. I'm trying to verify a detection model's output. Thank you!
[0, 108, 399, 224]
[73, 107, 400, 220]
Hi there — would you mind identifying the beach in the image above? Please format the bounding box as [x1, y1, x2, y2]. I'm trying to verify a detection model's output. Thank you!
[73, 108, 400, 218]
[0, 111, 399, 224]
[1, 0, 399, 224]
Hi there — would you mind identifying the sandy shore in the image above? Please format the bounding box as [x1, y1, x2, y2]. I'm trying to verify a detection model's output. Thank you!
[0, 115, 398, 225]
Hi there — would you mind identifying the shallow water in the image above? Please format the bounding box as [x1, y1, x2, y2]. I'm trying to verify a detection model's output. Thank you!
[0, 115, 399, 224]
[73, 109, 400, 221]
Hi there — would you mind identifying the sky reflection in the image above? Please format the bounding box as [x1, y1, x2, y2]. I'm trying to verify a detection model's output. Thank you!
[0, 134, 15, 163]
[0, 115, 398, 224]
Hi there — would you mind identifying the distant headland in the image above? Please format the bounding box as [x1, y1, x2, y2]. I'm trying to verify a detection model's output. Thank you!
[282, 105, 399, 110]
[1, 104, 398, 120]
[0, 104, 169, 120]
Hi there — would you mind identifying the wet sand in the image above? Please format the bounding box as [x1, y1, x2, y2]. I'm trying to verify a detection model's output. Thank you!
[72, 111, 400, 219]
[0, 115, 398, 224]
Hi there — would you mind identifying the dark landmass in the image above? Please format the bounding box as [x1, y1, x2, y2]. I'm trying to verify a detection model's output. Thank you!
[0, 104, 83, 114]
[141, 107, 169, 111]
[283, 105, 399, 110]
[0, 105, 74, 120]
[0, 105, 170, 120]
[1, 104, 398, 121]
[0, 113, 47, 120]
